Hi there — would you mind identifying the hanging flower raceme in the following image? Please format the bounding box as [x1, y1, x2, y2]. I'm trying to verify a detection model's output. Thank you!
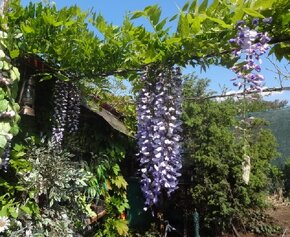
[0, 141, 11, 171]
[51, 80, 81, 147]
[229, 17, 272, 91]
[136, 66, 183, 210]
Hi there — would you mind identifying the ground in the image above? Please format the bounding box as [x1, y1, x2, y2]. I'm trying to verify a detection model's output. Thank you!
[221, 197, 290, 237]
[243, 200, 290, 237]
[266, 204, 290, 237]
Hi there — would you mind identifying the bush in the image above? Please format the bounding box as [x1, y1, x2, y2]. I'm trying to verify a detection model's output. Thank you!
[181, 74, 280, 235]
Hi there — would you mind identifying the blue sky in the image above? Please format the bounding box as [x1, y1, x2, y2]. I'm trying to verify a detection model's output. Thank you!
[21, 0, 290, 103]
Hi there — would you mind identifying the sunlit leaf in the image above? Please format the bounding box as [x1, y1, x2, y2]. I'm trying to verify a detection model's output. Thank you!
[242, 8, 264, 18]
[182, 1, 190, 11]
[9, 49, 19, 59]
[130, 11, 144, 20]
[189, 0, 198, 13]
[0, 135, 7, 148]
[169, 14, 178, 22]
[199, 0, 209, 13]
[20, 23, 35, 34]
[145, 5, 161, 26]
[251, 0, 275, 10]
[204, 15, 231, 28]
[166, 37, 181, 44]
[155, 18, 167, 32]
[178, 13, 190, 37]
[114, 219, 129, 236]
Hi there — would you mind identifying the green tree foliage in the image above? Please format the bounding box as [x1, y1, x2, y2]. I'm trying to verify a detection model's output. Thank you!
[267, 0, 290, 61]
[283, 158, 290, 197]
[181, 74, 280, 235]
[1, 0, 288, 82]
[231, 95, 288, 114]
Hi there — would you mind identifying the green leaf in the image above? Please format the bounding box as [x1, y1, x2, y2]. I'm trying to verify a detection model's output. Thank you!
[12, 144, 24, 152]
[114, 219, 129, 236]
[199, 0, 209, 13]
[169, 14, 178, 22]
[11, 67, 20, 80]
[0, 135, 7, 149]
[189, 15, 205, 34]
[0, 49, 5, 58]
[0, 205, 8, 216]
[8, 206, 18, 218]
[182, 1, 190, 11]
[130, 11, 144, 20]
[145, 5, 161, 26]
[42, 13, 62, 27]
[166, 37, 181, 44]
[20, 205, 33, 215]
[112, 164, 120, 175]
[281, 13, 290, 26]
[232, 8, 245, 24]
[39, 73, 53, 82]
[0, 100, 9, 111]
[95, 15, 107, 33]
[0, 122, 12, 133]
[14, 151, 26, 158]
[178, 14, 190, 37]
[54, 72, 69, 81]
[155, 18, 167, 32]
[207, 0, 220, 14]
[10, 70, 17, 81]
[9, 49, 19, 59]
[242, 8, 264, 18]
[64, 20, 75, 27]
[251, 0, 275, 10]
[3, 61, 10, 70]
[113, 176, 128, 189]
[189, 0, 198, 13]
[204, 15, 231, 28]
[20, 23, 35, 34]
[9, 125, 19, 136]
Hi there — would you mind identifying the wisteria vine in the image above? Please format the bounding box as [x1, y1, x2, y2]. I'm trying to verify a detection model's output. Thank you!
[51, 80, 81, 147]
[229, 17, 272, 91]
[136, 66, 183, 209]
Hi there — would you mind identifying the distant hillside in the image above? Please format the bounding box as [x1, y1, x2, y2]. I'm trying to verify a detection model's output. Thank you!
[249, 106, 290, 167]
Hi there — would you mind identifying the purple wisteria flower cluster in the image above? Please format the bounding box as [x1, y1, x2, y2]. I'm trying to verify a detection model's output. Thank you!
[0, 141, 11, 171]
[136, 66, 183, 210]
[229, 17, 272, 91]
[51, 80, 81, 147]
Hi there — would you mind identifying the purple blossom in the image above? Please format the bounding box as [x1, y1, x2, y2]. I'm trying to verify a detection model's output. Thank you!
[1, 141, 11, 171]
[136, 66, 183, 209]
[252, 18, 259, 26]
[51, 80, 81, 147]
[262, 17, 272, 24]
[229, 19, 271, 91]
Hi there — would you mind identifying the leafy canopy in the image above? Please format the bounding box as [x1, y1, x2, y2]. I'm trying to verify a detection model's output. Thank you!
[2, 0, 289, 85]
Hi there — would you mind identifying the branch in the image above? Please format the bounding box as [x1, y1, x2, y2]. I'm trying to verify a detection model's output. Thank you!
[185, 86, 290, 101]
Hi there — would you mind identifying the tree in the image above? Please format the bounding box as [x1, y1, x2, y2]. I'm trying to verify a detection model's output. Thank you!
[181, 74, 280, 235]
